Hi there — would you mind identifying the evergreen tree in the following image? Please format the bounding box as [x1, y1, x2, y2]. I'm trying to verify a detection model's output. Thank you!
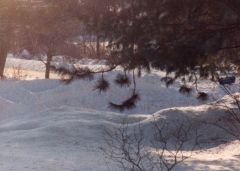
[59, 0, 240, 110]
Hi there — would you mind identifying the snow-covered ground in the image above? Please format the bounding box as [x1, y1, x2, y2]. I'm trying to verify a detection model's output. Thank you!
[0, 57, 238, 170]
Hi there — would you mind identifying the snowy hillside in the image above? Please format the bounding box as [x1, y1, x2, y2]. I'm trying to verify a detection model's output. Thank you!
[0, 57, 238, 170]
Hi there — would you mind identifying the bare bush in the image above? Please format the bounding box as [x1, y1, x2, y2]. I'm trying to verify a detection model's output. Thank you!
[8, 64, 27, 80]
[101, 119, 198, 171]
[210, 84, 240, 139]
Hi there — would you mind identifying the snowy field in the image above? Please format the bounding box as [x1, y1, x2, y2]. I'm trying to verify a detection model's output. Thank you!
[0, 57, 238, 170]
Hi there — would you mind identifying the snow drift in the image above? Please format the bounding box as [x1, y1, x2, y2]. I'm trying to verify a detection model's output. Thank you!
[0, 57, 238, 170]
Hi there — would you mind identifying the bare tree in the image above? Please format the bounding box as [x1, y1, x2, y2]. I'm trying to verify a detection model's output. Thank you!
[19, 1, 81, 79]
[0, 0, 20, 78]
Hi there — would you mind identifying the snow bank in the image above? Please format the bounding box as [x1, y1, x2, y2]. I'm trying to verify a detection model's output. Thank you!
[0, 78, 237, 170]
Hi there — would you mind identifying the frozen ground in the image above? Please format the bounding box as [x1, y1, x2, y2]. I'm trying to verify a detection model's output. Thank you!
[0, 57, 238, 170]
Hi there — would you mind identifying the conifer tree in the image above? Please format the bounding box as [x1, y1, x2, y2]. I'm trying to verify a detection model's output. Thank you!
[59, 0, 240, 110]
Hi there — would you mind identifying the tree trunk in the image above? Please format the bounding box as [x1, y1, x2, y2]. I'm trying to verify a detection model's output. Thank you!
[0, 51, 8, 78]
[45, 54, 52, 79]
[96, 35, 100, 58]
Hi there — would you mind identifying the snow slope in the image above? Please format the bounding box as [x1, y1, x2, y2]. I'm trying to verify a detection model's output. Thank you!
[0, 57, 238, 170]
